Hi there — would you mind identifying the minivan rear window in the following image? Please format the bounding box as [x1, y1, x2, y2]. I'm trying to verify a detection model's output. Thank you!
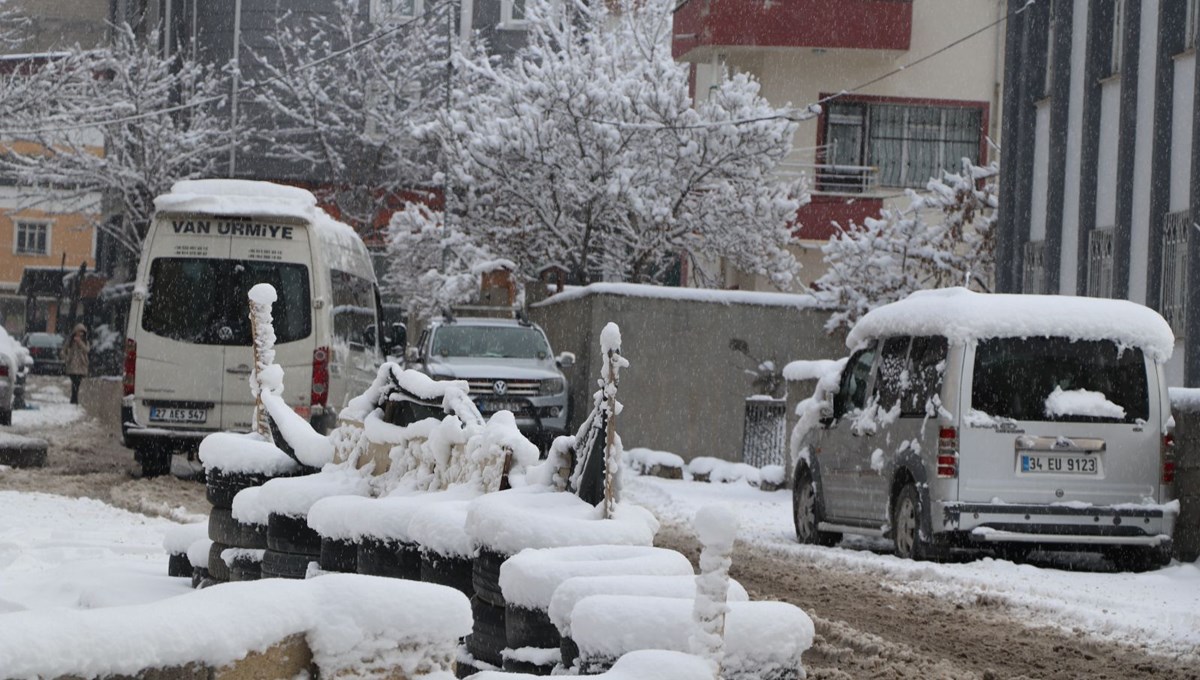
[971, 337, 1148, 423]
[142, 258, 311, 345]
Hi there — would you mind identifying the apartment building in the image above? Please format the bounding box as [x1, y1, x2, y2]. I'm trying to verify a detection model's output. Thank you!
[996, 0, 1197, 386]
[674, 0, 1006, 290]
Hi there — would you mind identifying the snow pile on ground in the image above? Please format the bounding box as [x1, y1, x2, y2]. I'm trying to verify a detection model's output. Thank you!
[0, 573, 471, 678]
[0, 492, 193, 614]
[846, 288, 1175, 362]
[499, 545, 694, 611]
[1044, 386, 1126, 420]
[686, 457, 760, 485]
[198, 431, 300, 476]
[625, 447, 685, 474]
[548, 574, 750, 637]
[466, 487, 658, 555]
[623, 472, 1200, 660]
[570, 596, 812, 678]
[11, 381, 84, 431]
[469, 649, 715, 680]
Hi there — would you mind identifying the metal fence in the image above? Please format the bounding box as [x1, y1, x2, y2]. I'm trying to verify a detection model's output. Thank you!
[742, 397, 787, 469]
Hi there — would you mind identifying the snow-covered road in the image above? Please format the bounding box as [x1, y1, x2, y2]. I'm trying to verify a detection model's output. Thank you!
[625, 473, 1200, 665]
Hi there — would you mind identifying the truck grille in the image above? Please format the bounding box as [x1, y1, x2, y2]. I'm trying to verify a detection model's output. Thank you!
[467, 379, 539, 396]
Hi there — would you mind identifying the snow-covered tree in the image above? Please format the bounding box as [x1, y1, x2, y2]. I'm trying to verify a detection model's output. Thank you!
[246, 0, 451, 227]
[1, 24, 230, 256]
[0, 0, 28, 49]
[816, 159, 998, 332]
[383, 202, 497, 323]
[427, 0, 804, 286]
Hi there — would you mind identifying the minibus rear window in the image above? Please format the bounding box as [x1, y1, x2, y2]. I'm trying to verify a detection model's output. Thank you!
[971, 337, 1148, 423]
[142, 258, 311, 345]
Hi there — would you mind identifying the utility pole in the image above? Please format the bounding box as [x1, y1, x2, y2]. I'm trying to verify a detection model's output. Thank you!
[229, 0, 243, 176]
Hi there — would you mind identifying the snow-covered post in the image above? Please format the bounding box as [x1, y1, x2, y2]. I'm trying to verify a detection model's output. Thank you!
[248, 284, 278, 438]
[600, 323, 628, 519]
[691, 504, 738, 677]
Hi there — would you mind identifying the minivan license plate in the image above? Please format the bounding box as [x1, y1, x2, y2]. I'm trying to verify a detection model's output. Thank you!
[1020, 454, 1097, 475]
[149, 407, 207, 424]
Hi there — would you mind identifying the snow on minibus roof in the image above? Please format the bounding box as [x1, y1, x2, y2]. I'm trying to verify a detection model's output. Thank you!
[846, 288, 1175, 363]
[154, 179, 369, 271]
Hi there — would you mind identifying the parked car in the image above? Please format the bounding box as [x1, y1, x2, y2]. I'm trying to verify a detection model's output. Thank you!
[21, 332, 64, 375]
[792, 288, 1177, 571]
[122, 180, 382, 477]
[406, 316, 573, 450]
[0, 326, 32, 425]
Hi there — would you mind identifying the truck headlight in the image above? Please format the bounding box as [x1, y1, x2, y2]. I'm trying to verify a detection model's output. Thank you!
[539, 377, 566, 395]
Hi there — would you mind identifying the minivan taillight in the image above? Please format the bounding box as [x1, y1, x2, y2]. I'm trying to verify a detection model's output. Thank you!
[1162, 433, 1176, 484]
[0, 364, 8, 378]
[311, 346, 329, 408]
[122, 339, 137, 397]
[937, 426, 958, 478]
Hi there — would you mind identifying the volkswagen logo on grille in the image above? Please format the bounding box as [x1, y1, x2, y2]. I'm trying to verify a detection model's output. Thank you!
[492, 380, 508, 395]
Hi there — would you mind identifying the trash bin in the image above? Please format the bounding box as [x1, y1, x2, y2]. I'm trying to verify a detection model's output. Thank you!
[741, 397, 786, 468]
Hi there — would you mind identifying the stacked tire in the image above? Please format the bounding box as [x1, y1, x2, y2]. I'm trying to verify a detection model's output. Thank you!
[262, 511, 321, 579]
[206, 469, 273, 583]
[465, 548, 509, 673]
[357, 537, 421, 580]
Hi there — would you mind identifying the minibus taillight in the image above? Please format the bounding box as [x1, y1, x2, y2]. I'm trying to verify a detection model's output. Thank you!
[122, 339, 137, 397]
[1162, 433, 1176, 484]
[311, 347, 329, 408]
[937, 426, 958, 478]
[0, 364, 9, 378]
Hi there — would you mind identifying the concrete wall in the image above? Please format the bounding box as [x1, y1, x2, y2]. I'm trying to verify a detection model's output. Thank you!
[528, 286, 844, 462]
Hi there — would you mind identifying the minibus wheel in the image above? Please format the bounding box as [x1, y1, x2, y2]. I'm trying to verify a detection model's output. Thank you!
[892, 483, 934, 560]
[793, 467, 840, 547]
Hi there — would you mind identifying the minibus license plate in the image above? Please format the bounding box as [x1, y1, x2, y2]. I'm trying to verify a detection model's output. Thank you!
[1020, 454, 1097, 475]
[150, 407, 207, 424]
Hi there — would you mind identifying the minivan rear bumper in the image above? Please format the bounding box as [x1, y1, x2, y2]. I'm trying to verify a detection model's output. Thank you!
[943, 501, 1174, 548]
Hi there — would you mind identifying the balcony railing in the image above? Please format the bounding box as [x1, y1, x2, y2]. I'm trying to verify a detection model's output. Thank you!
[776, 162, 881, 195]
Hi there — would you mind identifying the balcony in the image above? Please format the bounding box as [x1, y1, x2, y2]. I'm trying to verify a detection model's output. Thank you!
[775, 161, 881, 196]
[672, 0, 913, 61]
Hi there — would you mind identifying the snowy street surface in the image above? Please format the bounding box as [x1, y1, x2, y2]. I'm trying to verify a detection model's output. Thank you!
[627, 473, 1200, 679]
[3, 376, 1199, 678]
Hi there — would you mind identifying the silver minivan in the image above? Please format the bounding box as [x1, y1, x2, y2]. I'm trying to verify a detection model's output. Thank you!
[792, 289, 1178, 570]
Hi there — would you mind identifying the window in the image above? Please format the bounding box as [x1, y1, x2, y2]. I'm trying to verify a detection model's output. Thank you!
[142, 258, 311, 345]
[1110, 0, 1125, 75]
[1188, 0, 1200, 50]
[371, 0, 419, 21]
[903, 336, 948, 417]
[1087, 228, 1114, 298]
[431, 325, 550, 360]
[14, 221, 50, 256]
[972, 337, 1148, 423]
[834, 344, 876, 417]
[331, 269, 377, 349]
[1023, 240, 1047, 294]
[874, 336, 910, 410]
[502, 0, 528, 26]
[1160, 210, 1190, 336]
[823, 101, 984, 189]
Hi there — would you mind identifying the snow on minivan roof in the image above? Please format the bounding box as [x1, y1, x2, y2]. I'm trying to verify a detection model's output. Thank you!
[846, 288, 1175, 363]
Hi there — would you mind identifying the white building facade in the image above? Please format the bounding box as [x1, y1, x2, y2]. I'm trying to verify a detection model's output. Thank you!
[997, 0, 1197, 386]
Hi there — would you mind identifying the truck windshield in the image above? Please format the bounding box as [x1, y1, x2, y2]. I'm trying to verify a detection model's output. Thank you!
[432, 326, 549, 359]
[142, 258, 311, 345]
[971, 337, 1148, 423]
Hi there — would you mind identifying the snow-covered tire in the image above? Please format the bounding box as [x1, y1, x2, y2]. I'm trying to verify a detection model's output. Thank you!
[191, 566, 211, 589]
[503, 656, 554, 675]
[357, 538, 421, 580]
[472, 548, 509, 607]
[137, 448, 171, 478]
[793, 467, 841, 547]
[0, 408, 11, 426]
[228, 555, 263, 582]
[167, 552, 191, 578]
[207, 541, 231, 582]
[267, 512, 321, 555]
[208, 507, 268, 549]
[560, 636, 580, 670]
[420, 550, 473, 596]
[892, 483, 940, 561]
[506, 605, 560, 651]
[319, 537, 358, 573]
[1105, 545, 1172, 573]
[467, 596, 506, 667]
[206, 469, 272, 509]
[261, 549, 313, 580]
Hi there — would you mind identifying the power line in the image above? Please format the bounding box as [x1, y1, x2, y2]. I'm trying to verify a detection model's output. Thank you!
[0, 0, 454, 137]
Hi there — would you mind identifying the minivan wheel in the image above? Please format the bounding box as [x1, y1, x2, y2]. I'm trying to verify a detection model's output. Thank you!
[793, 469, 841, 547]
[137, 449, 172, 478]
[1105, 545, 1171, 573]
[892, 483, 931, 561]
